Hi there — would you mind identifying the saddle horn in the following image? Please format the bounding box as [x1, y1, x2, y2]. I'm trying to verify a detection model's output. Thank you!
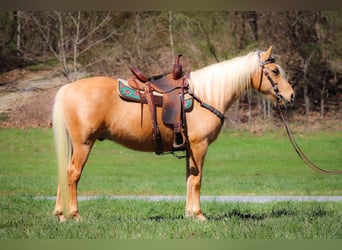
[173, 54, 183, 80]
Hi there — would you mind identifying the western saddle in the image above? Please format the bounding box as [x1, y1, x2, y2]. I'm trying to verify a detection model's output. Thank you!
[127, 54, 189, 155]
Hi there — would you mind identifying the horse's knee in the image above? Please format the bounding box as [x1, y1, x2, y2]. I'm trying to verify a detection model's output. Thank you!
[189, 166, 199, 176]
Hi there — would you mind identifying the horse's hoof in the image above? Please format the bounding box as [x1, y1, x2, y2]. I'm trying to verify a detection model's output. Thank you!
[196, 213, 207, 221]
[58, 215, 67, 223]
[73, 214, 82, 222]
[185, 212, 207, 221]
[53, 209, 67, 223]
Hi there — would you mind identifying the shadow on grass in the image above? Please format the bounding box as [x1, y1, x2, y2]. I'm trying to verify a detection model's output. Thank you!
[211, 206, 331, 221]
[206, 209, 268, 221]
[146, 206, 331, 222]
[148, 215, 185, 221]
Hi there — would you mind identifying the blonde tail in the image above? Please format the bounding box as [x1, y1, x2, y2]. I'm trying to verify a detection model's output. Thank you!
[53, 86, 72, 219]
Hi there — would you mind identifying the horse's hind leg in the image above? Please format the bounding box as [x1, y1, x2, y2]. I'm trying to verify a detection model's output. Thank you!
[67, 142, 93, 221]
[54, 183, 67, 222]
[54, 142, 92, 222]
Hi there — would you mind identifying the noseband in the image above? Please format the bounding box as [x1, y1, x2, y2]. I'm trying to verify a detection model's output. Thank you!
[258, 53, 282, 103]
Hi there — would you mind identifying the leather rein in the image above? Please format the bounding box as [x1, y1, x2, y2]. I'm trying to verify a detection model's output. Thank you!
[258, 55, 342, 175]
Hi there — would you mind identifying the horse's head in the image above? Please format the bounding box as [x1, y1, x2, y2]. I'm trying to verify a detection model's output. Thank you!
[251, 46, 295, 104]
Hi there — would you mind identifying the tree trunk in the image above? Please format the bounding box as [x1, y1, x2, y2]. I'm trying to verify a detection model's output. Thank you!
[320, 70, 328, 119]
[246, 11, 258, 41]
[55, 11, 70, 80]
[302, 48, 317, 129]
[168, 11, 175, 63]
[16, 11, 21, 56]
[303, 83, 310, 128]
[72, 11, 81, 82]
[247, 92, 252, 125]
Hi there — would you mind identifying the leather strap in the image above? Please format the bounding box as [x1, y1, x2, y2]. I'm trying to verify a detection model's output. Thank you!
[187, 87, 225, 125]
[144, 82, 163, 154]
[277, 101, 342, 175]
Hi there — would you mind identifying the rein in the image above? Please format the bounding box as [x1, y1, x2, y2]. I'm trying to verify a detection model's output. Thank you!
[259, 56, 342, 175]
[276, 101, 342, 175]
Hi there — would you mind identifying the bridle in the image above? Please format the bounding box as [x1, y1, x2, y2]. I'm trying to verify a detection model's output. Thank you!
[258, 53, 342, 175]
[258, 53, 281, 101]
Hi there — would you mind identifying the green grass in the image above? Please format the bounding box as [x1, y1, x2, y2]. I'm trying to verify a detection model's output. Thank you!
[0, 196, 341, 239]
[0, 128, 341, 239]
[0, 128, 340, 196]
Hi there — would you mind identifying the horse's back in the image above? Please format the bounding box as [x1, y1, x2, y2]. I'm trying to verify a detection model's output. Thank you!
[58, 76, 118, 113]
[63, 76, 117, 93]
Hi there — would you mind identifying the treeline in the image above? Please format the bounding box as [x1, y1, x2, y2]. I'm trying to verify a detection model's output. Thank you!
[1, 11, 341, 122]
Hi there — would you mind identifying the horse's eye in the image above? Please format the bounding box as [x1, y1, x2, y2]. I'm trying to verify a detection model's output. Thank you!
[272, 68, 280, 75]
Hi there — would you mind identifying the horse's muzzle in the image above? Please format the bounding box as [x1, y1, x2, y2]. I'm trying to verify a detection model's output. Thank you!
[278, 92, 295, 105]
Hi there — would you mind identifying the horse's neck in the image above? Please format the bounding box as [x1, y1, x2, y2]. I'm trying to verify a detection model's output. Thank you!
[189, 64, 252, 114]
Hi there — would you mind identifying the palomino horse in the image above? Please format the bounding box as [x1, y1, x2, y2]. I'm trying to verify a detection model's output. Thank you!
[53, 46, 295, 222]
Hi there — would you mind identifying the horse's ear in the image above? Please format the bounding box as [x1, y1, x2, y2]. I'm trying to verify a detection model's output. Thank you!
[260, 45, 273, 61]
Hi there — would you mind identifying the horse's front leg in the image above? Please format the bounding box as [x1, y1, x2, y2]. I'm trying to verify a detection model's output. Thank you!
[185, 141, 208, 221]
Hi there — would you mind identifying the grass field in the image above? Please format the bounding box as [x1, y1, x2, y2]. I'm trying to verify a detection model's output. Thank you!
[0, 128, 341, 239]
[1, 196, 341, 239]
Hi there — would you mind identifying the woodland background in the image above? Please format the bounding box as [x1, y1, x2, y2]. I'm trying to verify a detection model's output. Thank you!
[0, 11, 341, 130]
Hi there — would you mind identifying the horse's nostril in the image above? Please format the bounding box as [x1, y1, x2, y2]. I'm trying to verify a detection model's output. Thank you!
[291, 93, 295, 102]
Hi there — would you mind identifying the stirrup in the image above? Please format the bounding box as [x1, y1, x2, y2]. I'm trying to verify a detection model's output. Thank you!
[173, 131, 186, 149]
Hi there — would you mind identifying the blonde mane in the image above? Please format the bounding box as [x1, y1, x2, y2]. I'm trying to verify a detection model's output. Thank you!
[189, 51, 260, 112]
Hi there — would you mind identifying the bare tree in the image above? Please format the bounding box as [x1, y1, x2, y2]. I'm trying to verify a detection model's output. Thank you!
[68, 11, 118, 81]
[30, 11, 119, 81]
